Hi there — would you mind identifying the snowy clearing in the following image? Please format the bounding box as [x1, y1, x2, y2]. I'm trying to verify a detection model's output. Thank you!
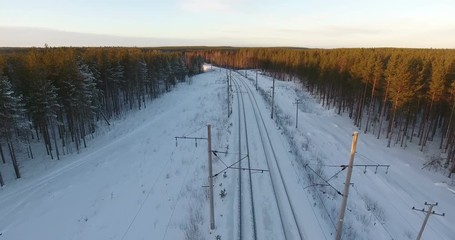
[0, 66, 454, 240]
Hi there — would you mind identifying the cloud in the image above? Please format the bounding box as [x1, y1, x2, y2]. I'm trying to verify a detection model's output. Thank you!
[179, 0, 243, 12]
[1, 24, 454, 49]
[0, 26, 202, 47]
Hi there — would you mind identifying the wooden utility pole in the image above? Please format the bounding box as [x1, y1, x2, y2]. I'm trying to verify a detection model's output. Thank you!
[271, 77, 275, 119]
[174, 128, 213, 229]
[336, 131, 359, 240]
[207, 124, 215, 230]
[227, 73, 230, 118]
[255, 70, 258, 90]
[294, 99, 301, 128]
[412, 202, 445, 240]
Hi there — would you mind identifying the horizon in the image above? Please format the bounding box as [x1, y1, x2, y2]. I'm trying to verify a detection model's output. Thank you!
[1, 0, 454, 48]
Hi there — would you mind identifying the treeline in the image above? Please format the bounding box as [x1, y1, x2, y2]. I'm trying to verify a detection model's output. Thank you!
[189, 48, 455, 176]
[0, 47, 204, 185]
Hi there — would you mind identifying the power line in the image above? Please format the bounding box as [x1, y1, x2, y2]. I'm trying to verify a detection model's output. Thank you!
[162, 147, 198, 240]
[352, 184, 395, 240]
[212, 151, 229, 168]
[213, 154, 248, 177]
[121, 151, 178, 240]
[326, 167, 346, 182]
[304, 163, 343, 196]
[182, 124, 207, 138]
[325, 164, 390, 174]
[356, 152, 381, 165]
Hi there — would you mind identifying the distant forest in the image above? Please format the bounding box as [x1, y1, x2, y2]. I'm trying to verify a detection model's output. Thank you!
[186, 48, 455, 175]
[0, 47, 204, 184]
[2, 47, 455, 185]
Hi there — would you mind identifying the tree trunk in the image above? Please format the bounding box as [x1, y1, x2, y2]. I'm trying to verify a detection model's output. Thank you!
[396, 117, 404, 145]
[430, 114, 439, 141]
[356, 83, 368, 129]
[401, 109, 411, 148]
[364, 78, 377, 133]
[60, 124, 66, 155]
[443, 101, 455, 155]
[410, 108, 419, 143]
[45, 124, 54, 160]
[7, 137, 21, 179]
[421, 117, 433, 151]
[419, 103, 432, 148]
[81, 120, 87, 149]
[387, 102, 398, 148]
[450, 161, 455, 178]
[35, 126, 40, 141]
[377, 79, 390, 139]
[51, 121, 60, 160]
[0, 169, 4, 186]
[420, 99, 434, 151]
[0, 142, 5, 164]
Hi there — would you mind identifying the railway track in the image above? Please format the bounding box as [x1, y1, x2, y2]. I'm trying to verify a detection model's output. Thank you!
[231, 71, 305, 240]
[233, 73, 257, 240]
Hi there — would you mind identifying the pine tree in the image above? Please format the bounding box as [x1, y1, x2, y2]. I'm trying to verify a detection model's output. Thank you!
[75, 62, 101, 148]
[0, 77, 26, 178]
[28, 80, 60, 159]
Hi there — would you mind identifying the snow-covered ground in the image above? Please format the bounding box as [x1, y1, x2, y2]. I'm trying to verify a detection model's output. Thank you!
[0, 66, 454, 240]
[240, 69, 454, 240]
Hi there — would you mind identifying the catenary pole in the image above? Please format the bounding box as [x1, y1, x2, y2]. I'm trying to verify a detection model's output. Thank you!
[294, 99, 300, 128]
[335, 131, 359, 240]
[208, 124, 215, 229]
[271, 77, 275, 119]
[255, 70, 258, 90]
[227, 73, 230, 118]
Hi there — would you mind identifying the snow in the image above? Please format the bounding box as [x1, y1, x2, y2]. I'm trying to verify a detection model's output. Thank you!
[241, 69, 454, 240]
[0, 66, 454, 240]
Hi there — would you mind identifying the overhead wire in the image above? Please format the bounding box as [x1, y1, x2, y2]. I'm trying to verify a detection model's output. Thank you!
[162, 146, 198, 240]
[240, 70, 335, 237]
[351, 184, 395, 240]
[121, 150, 176, 240]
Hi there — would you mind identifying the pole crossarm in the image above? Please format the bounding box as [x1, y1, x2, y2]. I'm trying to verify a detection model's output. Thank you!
[412, 202, 445, 216]
[212, 150, 229, 155]
[230, 166, 269, 173]
[174, 136, 208, 147]
[175, 136, 207, 140]
[327, 164, 390, 168]
[293, 99, 302, 105]
[412, 202, 445, 240]
[327, 164, 390, 174]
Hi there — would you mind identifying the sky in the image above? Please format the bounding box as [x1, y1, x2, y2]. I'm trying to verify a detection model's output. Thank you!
[1, 0, 454, 48]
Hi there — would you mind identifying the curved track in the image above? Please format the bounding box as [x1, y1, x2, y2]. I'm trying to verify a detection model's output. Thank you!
[231, 71, 305, 240]
[233, 73, 257, 240]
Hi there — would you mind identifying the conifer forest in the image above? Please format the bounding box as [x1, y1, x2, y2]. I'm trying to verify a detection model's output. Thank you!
[1, 47, 455, 186]
[0, 47, 204, 183]
[190, 48, 455, 175]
